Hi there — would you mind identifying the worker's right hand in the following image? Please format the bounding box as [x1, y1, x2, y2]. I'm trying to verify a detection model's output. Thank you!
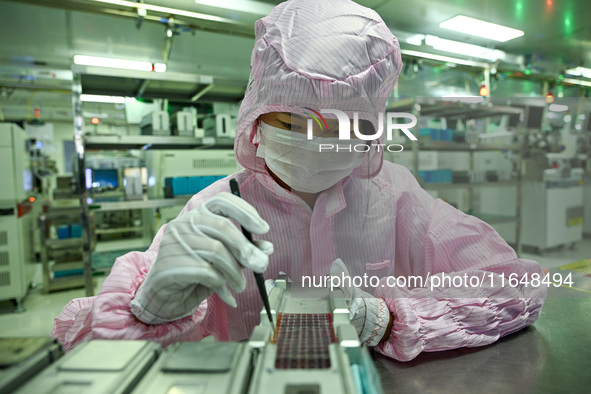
[130, 192, 273, 324]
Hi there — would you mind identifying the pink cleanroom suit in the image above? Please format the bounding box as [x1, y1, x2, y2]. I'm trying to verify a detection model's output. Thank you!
[52, 0, 546, 361]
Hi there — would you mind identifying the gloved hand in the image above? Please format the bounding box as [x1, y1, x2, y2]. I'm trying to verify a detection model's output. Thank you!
[330, 259, 391, 346]
[130, 192, 273, 324]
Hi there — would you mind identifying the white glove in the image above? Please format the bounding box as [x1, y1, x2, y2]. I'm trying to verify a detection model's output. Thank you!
[131, 192, 273, 324]
[330, 259, 390, 346]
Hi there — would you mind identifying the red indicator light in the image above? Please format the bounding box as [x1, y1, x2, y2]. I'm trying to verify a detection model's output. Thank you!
[91, 117, 100, 125]
[479, 84, 489, 96]
[545, 93, 554, 104]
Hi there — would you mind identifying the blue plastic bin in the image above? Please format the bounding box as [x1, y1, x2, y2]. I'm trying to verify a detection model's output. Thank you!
[70, 224, 82, 238]
[57, 225, 70, 239]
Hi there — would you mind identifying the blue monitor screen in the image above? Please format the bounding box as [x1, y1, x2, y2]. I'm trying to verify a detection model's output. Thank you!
[91, 169, 119, 189]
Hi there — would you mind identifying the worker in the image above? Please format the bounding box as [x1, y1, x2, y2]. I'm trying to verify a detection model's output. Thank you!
[52, 0, 546, 362]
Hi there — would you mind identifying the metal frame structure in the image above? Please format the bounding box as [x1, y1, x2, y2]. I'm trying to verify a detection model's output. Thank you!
[72, 68, 235, 295]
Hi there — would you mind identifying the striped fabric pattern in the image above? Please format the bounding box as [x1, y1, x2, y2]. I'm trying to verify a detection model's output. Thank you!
[52, 164, 547, 360]
[235, 0, 403, 180]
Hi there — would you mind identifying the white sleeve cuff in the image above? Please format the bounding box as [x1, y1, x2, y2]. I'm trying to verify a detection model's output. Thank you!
[365, 297, 390, 346]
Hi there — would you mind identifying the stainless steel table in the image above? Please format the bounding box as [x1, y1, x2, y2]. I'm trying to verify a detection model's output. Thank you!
[373, 285, 591, 393]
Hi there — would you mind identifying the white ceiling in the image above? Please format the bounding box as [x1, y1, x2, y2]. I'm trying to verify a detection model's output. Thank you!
[0, 0, 590, 109]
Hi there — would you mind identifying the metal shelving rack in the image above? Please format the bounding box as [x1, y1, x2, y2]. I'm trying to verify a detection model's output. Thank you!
[39, 203, 87, 293]
[388, 98, 525, 254]
[71, 67, 236, 295]
[67, 60, 243, 296]
[75, 135, 234, 296]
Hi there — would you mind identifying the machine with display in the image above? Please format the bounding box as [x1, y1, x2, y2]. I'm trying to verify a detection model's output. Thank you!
[8, 277, 382, 394]
[578, 110, 591, 238]
[144, 149, 240, 227]
[0, 123, 36, 311]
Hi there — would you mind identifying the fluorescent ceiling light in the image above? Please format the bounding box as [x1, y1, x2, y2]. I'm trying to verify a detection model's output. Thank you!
[74, 55, 166, 72]
[566, 67, 591, 79]
[425, 35, 506, 62]
[439, 15, 524, 42]
[153, 63, 167, 73]
[89, 0, 239, 24]
[549, 104, 569, 112]
[562, 78, 591, 88]
[81, 94, 126, 103]
[400, 48, 488, 69]
[195, 0, 274, 15]
[405, 34, 425, 46]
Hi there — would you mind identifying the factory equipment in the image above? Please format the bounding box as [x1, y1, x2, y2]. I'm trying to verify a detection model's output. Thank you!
[12, 340, 162, 394]
[521, 153, 584, 252]
[511, 100, 587, 251]
[140, 111, 170, 136]
[0, 123, 36, 311]
[387, 98, 524, 251]
[584, 173, 591, 238]
[84, 154, 144, 202]
[576, 111, 591, 237]
[122, 167, 146, 201]
[145, 149, 240, 226]
[52, 175, 78, 200]
[203, 114, 236, 138]
[0, 337, 63, 393]
[146, 150, 238, 197]
[10, 277, 382, 394]
[39, 202, 87, 292]
[170, 111, 195, 136]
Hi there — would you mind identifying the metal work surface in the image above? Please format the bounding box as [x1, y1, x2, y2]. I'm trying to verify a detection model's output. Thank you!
[372, 286, 591, 394]
[84, 135, 234, 150]
[88, 197, 189, 212]
[15, 340, 161, 394]
[0, 337, 62, 394]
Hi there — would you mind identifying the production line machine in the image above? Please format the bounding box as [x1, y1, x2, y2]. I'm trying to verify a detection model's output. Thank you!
[2, 276, 383, 394]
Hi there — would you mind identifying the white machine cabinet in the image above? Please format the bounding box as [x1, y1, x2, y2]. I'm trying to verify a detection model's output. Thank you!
[583, 173, 591, 238]
[521, 178, 584, 252]
[0, 123, 36, 311]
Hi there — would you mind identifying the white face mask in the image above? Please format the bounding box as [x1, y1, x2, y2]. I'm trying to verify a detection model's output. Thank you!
[255, 121, 366, 193]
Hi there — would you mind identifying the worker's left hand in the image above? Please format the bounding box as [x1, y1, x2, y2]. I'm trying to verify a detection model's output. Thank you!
[330, 259, 392, 346]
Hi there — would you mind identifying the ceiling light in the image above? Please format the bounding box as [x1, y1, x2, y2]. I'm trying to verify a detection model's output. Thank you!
[565, 67, 591, 79]
[439, 15, 524, 42]
[405, 34, 425, 46]
[562, 78, 591, 88]
[195, 0, 274, 16]
[80, 94, 126, 103]
[425, 35, 507, 61]
[153, 63, 167, 72]
[74, 55, 166, 72]
[90, 0, 238, 24]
